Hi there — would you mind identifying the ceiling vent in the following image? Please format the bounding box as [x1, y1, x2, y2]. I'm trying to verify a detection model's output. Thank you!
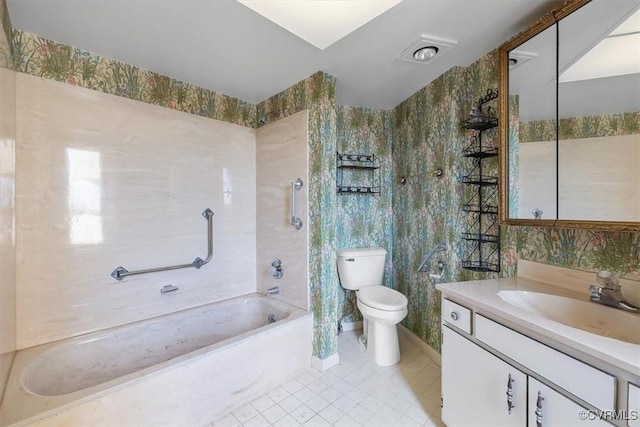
[398, 35, 457, 64]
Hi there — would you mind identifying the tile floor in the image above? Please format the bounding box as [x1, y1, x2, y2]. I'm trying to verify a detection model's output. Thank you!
[213, 330, 444, 427]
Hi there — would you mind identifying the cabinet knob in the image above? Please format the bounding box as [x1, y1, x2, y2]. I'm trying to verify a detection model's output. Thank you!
[535, 391, 544, 427]
[506, 374, 514, 414]
[450, 311, 459, 321]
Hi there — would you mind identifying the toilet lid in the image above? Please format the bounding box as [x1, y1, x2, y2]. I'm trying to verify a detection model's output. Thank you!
[358, 286, 408, 311]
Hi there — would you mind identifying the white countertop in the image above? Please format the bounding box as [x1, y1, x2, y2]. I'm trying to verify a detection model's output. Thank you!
[437, 277, 640, 378]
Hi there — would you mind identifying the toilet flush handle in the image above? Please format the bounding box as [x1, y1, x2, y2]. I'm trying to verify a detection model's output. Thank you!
[345, 258, 355, 262]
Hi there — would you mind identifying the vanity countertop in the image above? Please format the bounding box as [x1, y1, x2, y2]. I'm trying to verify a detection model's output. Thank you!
[437, 276, 640, 377]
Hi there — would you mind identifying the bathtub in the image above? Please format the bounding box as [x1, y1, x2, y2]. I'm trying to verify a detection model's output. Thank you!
[0, 294, 311, 426]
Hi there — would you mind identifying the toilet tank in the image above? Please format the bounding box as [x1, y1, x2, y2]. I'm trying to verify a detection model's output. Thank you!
[336, 247, 387, 290]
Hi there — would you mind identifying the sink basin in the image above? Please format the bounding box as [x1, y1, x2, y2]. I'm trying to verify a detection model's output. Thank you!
[497, 290, 640, 345]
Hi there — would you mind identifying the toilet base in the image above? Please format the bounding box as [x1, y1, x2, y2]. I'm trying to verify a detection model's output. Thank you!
[361, 319, 401, 366]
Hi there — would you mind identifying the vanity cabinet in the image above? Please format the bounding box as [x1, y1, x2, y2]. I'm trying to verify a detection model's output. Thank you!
[528, 378, 609, 427]
[442, 326, 526, 426]
[441, 298, 618, 427]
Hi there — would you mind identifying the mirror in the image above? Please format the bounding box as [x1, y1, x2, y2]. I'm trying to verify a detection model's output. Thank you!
[499, 0, 640, 230]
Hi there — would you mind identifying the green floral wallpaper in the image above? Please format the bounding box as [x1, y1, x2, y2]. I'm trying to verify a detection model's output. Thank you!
[392, 52, 501, 353]
[393, 48, 640, 353]
[336, 106, 394, 324]
[520, 112, 640, 142]
[11, 31, 256, 127]
[258, 72, 340, 361]
[0, 0, 11, 69]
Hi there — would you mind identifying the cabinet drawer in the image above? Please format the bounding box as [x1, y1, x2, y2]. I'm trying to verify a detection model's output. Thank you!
[443, 299, 471, 334]
[475, 314, 616, 412]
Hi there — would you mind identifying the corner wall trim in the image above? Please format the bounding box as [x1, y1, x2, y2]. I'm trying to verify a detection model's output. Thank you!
[398, 324, 441, 366]
[311, 353, 340, 372]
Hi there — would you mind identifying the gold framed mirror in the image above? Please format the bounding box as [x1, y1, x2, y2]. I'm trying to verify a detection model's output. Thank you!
[499, 0, 640, 231]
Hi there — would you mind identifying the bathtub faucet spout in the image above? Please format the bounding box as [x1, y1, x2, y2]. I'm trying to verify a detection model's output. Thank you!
[265, 286, 280, 296]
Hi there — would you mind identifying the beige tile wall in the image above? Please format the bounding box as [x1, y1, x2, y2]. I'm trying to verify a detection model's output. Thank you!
[15, 74, 257, 348]
[0, 66, 16, 400]
[256, 111, 309, 309]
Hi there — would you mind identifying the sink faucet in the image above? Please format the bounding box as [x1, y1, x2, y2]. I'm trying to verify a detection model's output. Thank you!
[589, 271, 639, 312]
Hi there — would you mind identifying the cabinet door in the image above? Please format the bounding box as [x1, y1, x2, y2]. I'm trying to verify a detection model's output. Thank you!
[529, 378, 611, 427]
[442, 326, 526, 427]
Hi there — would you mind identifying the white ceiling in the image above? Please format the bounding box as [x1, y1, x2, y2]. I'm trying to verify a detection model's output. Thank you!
[6, 0, 562, 109]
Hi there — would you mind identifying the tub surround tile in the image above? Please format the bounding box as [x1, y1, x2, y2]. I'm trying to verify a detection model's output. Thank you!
[256, 110, 309, 310]
[15, 73, 257, 348]
[0, 64, 16, 404]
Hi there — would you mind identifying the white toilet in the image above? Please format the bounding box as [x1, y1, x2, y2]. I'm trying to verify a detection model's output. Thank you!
[336, 247, 408, 366]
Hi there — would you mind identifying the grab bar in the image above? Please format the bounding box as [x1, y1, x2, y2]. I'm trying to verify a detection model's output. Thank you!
[110, 208, 214, 281]
[291, 178, 303, 230]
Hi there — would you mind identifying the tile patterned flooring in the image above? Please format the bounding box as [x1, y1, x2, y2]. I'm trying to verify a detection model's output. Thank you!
[213, 330, 445, 427]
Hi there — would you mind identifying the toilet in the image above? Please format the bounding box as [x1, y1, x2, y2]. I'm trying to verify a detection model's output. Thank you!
[336, 247, 408, 366]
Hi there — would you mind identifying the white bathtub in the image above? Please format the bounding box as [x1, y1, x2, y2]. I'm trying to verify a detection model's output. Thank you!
[0, 294, 311, 426]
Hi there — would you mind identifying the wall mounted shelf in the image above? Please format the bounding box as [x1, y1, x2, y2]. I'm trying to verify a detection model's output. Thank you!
[336, 152, 380, 195]
[462, 88, 500, 273]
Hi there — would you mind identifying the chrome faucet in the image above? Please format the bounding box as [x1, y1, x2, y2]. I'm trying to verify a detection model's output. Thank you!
[589, 271, 639, 312]
[265, 286, 280, 296]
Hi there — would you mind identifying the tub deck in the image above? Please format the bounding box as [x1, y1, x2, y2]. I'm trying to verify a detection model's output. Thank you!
[0, 294, 311, 426]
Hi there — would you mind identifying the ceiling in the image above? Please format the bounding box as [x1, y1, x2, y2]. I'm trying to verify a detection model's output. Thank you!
[6, 0, 562, 109]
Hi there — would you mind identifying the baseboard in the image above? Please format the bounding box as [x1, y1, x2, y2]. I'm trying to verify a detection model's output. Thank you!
[311, 353, 340, 372]
[398, 324, 441, 366]
[340, 321, 362, 332]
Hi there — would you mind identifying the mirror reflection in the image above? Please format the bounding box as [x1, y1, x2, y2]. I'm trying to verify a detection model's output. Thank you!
[506, 0, 640, 224]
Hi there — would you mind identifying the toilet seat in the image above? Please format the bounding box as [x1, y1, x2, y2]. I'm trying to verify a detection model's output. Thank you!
[358, 286, 407, 311]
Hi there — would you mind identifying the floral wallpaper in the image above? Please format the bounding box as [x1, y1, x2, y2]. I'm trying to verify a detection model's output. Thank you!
[392, 51, 501, 352]
[392, 48, 640, 352]
[0, 0, 11, 69]
[258, 72, 340, 361]
[336, 106, 394, 324]
[11, 31, 256, 127]
[519, 112, 640, 143]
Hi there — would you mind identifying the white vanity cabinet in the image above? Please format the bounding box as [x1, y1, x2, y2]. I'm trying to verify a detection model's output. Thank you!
[441, 297, 620, 427]
[442, 326, 527, 426]
[528, 378, 609, 427]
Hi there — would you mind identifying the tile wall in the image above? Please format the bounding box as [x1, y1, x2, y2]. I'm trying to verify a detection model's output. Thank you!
[256, 110, 309, 310]
[0, 64, 15, 402]
[0, 0, 15, 402]
[15, 74, 257, 348]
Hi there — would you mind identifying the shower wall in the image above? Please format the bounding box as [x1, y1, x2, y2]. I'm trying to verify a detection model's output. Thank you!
[0, 66, 16, 402]
[256, 110, 309, 310]
[15, 74, 257, 348]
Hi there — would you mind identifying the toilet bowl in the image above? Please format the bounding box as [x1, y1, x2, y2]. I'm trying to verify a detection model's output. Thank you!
[337, 248, 408, 366]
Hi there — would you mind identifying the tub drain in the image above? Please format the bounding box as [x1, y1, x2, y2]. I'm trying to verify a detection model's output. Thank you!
[268, 314, 276, 324]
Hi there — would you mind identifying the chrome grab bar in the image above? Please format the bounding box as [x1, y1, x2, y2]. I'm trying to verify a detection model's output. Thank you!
[111, 208, 214, 281]
[291, 178, 303, 230]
